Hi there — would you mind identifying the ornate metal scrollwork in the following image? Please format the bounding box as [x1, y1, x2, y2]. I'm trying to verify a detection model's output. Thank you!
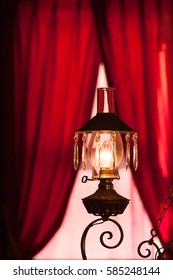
[80, 185, 173, 259]
[81, 218, 124, 260]
[137, 238, 164, 259]
[138, 185, 173, 260]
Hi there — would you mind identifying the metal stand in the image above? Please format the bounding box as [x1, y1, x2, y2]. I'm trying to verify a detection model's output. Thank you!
[80, 217, 124, 260]
[80, 178, 173, 260]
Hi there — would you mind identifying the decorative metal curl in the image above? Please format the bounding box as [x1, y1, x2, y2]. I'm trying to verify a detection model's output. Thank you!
[137, 239, 163, 259]
[81, 218, 124, 259]
[138, 186, 173, 260]
[137, 227, 164, 259]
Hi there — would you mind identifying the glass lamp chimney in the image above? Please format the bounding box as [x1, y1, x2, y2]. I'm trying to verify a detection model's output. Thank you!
[88, 88, 124, 179]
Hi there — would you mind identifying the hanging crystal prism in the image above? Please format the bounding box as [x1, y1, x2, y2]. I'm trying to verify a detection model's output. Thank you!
[112, 132, 117, 169]
[95, 132, 100, 168]
[125, 132, 130, 170]
[73, 132, 79, 170]
[132, 133, 138, 170]
[82, 132, 87, 170]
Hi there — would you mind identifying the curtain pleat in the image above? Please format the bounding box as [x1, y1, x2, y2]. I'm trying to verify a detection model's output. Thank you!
[1, 0, 101, 259]
[91, 0, 173, 258]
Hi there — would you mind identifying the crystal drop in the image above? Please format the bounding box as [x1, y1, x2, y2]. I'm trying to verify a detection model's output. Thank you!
[73, 133, 79, 170]
[133, 133, 138, 170]
[125, 133, 130, 170]
[82, 132, 87, 170]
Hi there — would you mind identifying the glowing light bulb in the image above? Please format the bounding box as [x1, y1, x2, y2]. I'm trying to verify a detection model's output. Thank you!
[99, 140, 113, 168]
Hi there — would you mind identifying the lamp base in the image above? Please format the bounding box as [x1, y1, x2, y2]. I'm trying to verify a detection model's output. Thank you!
[82, 179, 129, 220]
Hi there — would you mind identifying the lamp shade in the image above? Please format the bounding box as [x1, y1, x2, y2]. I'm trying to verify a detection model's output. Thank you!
[73, 87, 138, 179]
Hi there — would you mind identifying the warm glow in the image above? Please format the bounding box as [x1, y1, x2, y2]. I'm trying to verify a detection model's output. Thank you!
[88, 132, 124, 179]
[99, 140, 113, 168]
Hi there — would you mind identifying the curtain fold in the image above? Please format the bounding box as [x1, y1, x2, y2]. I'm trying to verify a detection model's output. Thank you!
[91, 0, 173, 258]
[1, 0, 101, 259]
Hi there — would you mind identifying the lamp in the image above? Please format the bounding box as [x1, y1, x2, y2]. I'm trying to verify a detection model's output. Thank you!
[73, 87, 138, 259]
[74, 87, 138, 218]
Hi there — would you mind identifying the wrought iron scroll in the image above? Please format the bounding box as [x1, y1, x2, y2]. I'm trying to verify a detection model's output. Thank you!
[81, 218, 124, 260]
[138, 185, 173, 259]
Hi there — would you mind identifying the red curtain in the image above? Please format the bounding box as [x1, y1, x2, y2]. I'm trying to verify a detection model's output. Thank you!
[0, 0, 101, 259]
[92, 0, 173, 257]
[1, 0, 173, 260]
